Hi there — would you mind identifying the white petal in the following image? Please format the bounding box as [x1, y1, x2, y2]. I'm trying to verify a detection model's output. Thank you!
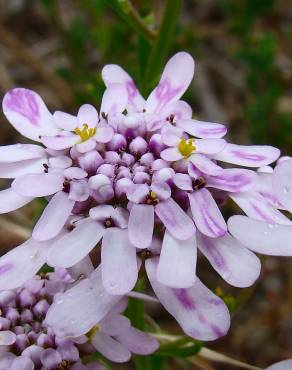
[0, 187, 32, 214]
[0, 144, 46, 163]
[91, 332, 131, 363]
[12, 173, 64, 197]
[0, 158, 47, 179]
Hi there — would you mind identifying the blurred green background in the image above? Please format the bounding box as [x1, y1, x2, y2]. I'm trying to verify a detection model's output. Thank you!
[0, 1, 292, 369]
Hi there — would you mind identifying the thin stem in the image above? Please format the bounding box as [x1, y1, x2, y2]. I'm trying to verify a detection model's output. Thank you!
[108, 0, 156, 42]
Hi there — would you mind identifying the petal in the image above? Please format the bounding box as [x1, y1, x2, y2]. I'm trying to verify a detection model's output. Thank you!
[189, 189, 227, 238]
[177, 119, 227, 138]
[89, 205, 115, 221]
[126, 183, 149, 203]
[0, 330, 16, 345]
[41, 134, 79, 150]
[0, 158, 46, 179]
[173, 173, 193, 190]
[190, 154, 223, 176]
[145, 52, 195, 113]
[230, 192, 291, 225]
[45, 268, 121, 337]
[32, 191, 75, 241]
[76, 138, 96, 153]
[151, 182, 171, 200]
[91, 332, 131, 363]
[266, 360, 292, 370]
[273, 159, 292, 212]
[0, 187, 32, 214]
[53, 111, 78, 130]
[47, 219, 105, 268]
[99, 313, 131, 336]
[0, 144, 46, 163]
[2, 88, 57, 141]
[195, 139, 226, 155]
[100, 83, 128, 115]
[160, 147, 183, 161]
[95, 126, 114, 143]
[206, 168, 257, 192]
[146, 258, 230, 341]
[157, 232, 197, 288]
[77, 104, 98, 128]
[161, 124, 182, 146]
[68, 180, 89, 202]
[128, 204, 154, 248]
[11, 357, 34, 370]
[102, 228, 138, 294]
[0, 238, 48, 290]
[12, 173, 64, 197]
[161, 100, 192, 121]
[102, 64, 145, 112]
[155, 198, 196, 240]
[228, 216, 292, 256]
[115, 326, 159, 355]
[214, 143, 280, 167]
[197, 232, 261, 287]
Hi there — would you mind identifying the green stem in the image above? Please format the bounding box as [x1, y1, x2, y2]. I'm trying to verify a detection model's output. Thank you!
[107, 0, 156, 42]
[145, 0, 182, 87]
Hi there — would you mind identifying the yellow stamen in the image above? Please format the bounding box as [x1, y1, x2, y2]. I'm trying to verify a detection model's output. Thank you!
[178, 138, 196, 158]
[86, 325, 99, 341]
[150, 191, 157, 199]
[74, 123, 97, 142]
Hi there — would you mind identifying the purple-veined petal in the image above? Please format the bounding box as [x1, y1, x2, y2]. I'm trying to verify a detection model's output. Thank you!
[100, 83, 128, 115]
[190, 154, 223, 176]
[0, 238, 49, 290]
[155, 198, 196, 240]
[214, 143, 280, 167]
[145, 52, 195, 113]
[12, 173, 64, 197]
[115, 326, 159, 355]
[266, 360, 292, 370]
[197, 232, 261, 288]
[230, 192, 291, 225]
[102, 64, 145, 112]
[45, 268, 121, 337]
[146, 258, 230, 341]
[206, 168, 257, 193]
[257, 172, 283, 209]
[0, 144, 46, 163]
[91, 332, 131, 363]
[0, 158, 46, 179]
[177, 119, 227, 138]
[2, 88, 57, 141]
[160, 147, 183, 161]
[273, 159, 292, 212]
[0, 187, 32, 214]
[102, 228, 138, 295]
[228, 216, 292, 256]
[53, 111, 78, 131]
[47, 219, 105, 268]
[157, 232, 197, 288]
[195, 139, 226, 155]
[41, 134, 79, 150]
[77, 104, 98, 128]
[128, 204, 154, 248]
[189, 189, 227, 238]
[32, 191, 75, 241]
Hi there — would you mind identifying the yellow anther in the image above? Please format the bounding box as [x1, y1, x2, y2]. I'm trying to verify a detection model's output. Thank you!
[178, 138, 196, 158]
[74, 123, 97, 142]
[150, 191, 157, 199]
[86, 325, 99, 341]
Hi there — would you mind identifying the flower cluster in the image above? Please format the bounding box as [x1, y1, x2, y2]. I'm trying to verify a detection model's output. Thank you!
[0, 51, 292, 366]
[0, 266, 158, 369]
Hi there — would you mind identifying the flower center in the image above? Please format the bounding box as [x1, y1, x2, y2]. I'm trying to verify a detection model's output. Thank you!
[178, 138, 196, 158]
[74, 123, 97, 142]
[146, 191, 159, 205]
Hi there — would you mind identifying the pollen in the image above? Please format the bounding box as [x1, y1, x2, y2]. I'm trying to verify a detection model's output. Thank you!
[178, 138, 196, 158]
[150, 191, 157, 199]
[74, 123, 97, 142]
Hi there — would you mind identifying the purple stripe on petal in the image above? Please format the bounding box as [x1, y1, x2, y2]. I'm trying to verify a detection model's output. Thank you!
[5, 89, 40, 126]
[0, 263, 13, 275]
[173, 289, 195, 310]
[231, 150, 265, 162]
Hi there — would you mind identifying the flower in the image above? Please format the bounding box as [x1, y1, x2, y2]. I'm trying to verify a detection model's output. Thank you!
[0, 51, 283, 342]
[0, 267, 158, 369]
